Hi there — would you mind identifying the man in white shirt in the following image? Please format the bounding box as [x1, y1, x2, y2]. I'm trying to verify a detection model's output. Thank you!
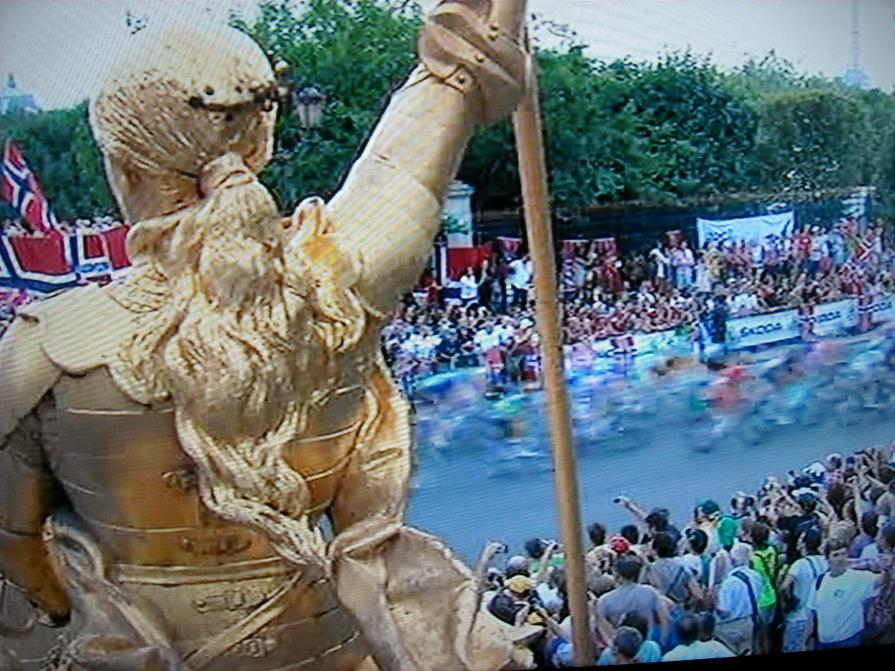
[649, 242, 671, 287]
[494, 316, 515, 347]
[459, 267, 479, 306]
[713, 542, 764, 655]
[807, 538, 882, 649]
[474, 322, 502, 354]
[508, 255, 532, 308]
[779, 528, 828, 652]
[729, 282, 759, 316]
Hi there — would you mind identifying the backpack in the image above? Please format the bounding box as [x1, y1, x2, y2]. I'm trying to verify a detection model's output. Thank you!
[752, 548, 779, 609]
[488, 592, 524, 626]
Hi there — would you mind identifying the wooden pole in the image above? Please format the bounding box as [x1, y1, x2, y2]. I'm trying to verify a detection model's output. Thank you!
[512, 52, 595, 666]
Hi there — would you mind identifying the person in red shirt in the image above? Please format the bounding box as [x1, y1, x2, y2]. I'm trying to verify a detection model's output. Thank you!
[600, 253, 624, 296]
[608, 304, 631, 335]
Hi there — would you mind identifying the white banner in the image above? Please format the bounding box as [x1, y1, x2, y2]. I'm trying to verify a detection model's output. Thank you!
[869, 293, 895, 325]
[812, 299, 858, 337]
[697, 211, 795, 248]
[632, 330, 678, 354]
[727, 309, 801, 350]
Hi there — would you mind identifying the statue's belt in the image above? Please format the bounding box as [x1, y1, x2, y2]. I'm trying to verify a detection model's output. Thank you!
[110, 556, 291, 586]
[184, 571, 316, 670]
[112, 558, 325, 669]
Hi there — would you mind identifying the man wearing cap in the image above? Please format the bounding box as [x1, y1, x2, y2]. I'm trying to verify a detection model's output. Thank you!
[505, 554, 532, 578]
[714, 542, 764, 655]
[488, 574, 537, 626]
[615, 496, 682, 546]
[695, 499, 723, 555]
[586, 535, 629, 601]
[707, 515, 739, 607]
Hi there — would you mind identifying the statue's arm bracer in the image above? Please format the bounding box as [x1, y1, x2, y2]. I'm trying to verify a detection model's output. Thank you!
[0, 316, 70, 620]
[327, 0, 527, 314]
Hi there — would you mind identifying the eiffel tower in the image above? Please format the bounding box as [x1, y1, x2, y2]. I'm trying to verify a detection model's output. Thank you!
[843, 0, 871, 88]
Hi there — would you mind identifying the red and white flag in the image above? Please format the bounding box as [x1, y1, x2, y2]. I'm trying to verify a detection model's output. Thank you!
[1, 140, 59, 234]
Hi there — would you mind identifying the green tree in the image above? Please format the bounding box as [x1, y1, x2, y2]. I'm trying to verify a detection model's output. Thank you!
[0, 104, 116, 220]
[235, 0, 422, 211]
[1, 1, 891, 225]
[755, 88, 867, 192]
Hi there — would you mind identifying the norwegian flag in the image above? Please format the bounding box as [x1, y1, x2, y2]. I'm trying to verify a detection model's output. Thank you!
[593, 237, 618, 257]
[561, 238, 588, 259]
[1, 140, 59, 233]
[853, 235, 872, 263]
[0, 225, 132, 294]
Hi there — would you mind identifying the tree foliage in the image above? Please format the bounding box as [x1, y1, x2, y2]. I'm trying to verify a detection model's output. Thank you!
[0, 103, 115, 220]
[234, 0, 422, 210]
[1, 0, 892, 222]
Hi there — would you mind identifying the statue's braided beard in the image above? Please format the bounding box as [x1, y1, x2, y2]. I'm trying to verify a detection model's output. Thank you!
[109, 177, 366, 571]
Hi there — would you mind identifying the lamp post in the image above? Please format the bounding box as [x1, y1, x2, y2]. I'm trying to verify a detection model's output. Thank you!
[274, 61, 327, 130]
[295, 86, 326, 129]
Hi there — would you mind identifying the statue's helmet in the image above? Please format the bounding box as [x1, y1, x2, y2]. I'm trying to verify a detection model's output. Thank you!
[89, 22, 278, 215]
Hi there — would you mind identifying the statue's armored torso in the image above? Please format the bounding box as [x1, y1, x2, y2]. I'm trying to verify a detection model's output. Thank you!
[49, 371, 366, 669]
[3, 285, 378, 670]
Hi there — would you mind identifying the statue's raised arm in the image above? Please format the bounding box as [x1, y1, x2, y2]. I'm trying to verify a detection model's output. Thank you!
[328, 0, 528, 313]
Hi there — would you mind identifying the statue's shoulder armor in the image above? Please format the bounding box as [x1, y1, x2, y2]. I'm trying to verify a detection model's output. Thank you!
[1, 286, 135, 442]
[17, 284, 136, 374]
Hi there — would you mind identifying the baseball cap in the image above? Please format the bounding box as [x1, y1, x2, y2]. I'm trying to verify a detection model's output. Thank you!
[698, 499, 721, 517]
[609, 535, 631, 554]
[717, 516, 739, 549]
[506, 555, 529, 572]
[505, 575, 534, 595]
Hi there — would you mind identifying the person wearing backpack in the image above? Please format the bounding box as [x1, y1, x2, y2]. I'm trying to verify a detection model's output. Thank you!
[806, 537, 884, 649]
[778, 528, 828, 652]
[748, 522, 781, 654]
[714, 543, 764, 655]
[645, 532, 704, 651]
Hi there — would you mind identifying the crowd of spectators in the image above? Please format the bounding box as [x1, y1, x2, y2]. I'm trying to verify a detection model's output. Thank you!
[384, 218, 893, 388]
[477, 442, 895, 665]
[0, 215, 121, 237]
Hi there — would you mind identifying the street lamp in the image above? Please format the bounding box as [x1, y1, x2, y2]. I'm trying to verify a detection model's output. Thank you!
[274, 61, 327, 129]
[295, 85, 326, 129]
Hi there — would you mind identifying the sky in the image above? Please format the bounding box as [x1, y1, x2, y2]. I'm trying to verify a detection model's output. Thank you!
[1, 0, 894, 111]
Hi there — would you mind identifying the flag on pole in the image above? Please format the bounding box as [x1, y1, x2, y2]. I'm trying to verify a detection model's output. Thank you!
[0, 140, 59, 233]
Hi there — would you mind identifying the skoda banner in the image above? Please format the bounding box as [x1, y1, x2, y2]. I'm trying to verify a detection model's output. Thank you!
[869, 294, 895, 325]
[727, 309, 801, 350]
[812, 299, 859, 337]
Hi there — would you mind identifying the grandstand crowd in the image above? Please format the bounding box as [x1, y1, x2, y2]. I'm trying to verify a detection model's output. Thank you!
[384, 217, 891, 390]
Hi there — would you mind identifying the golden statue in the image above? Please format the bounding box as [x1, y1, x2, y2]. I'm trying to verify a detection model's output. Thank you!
[0, 2, 536, 669]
